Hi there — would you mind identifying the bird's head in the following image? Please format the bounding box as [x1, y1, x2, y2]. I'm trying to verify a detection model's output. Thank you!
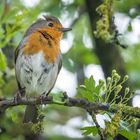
[25, 16, 72, 40]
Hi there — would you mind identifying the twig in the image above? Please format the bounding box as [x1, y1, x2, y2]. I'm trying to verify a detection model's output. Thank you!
[89, 111, 105, 140]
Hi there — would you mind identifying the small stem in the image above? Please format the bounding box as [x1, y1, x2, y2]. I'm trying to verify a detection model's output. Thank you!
[52, 101, 65, 105]
[89, 111, 106, 140]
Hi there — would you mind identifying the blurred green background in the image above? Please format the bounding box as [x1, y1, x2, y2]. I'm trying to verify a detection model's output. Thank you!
[0, 0, 140, 139]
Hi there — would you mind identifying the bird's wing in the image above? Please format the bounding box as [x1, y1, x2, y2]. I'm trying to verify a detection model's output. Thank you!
[14, 46, 20, 64]
[15, 36, 28, 63]
[58, 56, 62, 74]
[14, 38, 27, 93]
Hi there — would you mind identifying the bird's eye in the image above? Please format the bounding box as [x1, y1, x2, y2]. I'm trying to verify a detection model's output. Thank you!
[48, 22, 54, 27]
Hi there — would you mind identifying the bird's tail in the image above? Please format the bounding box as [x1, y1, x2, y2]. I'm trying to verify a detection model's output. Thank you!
[23, 105, 38, 123]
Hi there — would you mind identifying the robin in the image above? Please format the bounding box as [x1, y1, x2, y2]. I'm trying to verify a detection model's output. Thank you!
[15, 16, 71, 123]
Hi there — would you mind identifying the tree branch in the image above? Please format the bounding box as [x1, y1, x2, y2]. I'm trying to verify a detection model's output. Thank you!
[0, 93, 140, 119]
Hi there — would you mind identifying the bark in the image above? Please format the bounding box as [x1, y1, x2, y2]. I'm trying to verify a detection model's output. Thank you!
[85, 0, 127, 79]
[0, 96, 140, 118]
[85, 0, 129, 139]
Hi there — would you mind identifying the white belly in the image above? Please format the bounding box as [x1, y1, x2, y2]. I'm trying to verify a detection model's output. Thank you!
[15, 51, 60, 97]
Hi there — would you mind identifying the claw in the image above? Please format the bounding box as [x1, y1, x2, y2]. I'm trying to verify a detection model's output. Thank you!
[39, 93, 47, 104]
[14, 92, 22, 103]
[14, 88, 25, 103]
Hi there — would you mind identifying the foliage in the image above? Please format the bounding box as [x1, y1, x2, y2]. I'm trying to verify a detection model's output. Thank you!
[78, 76, 105, 102]
[79, 70, 136, 139]
[81, 126, 98, 136]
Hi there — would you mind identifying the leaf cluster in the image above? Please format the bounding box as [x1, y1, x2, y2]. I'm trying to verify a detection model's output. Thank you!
[78, 70, 136, 139]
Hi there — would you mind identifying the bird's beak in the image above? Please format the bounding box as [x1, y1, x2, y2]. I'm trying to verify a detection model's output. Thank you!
[59, 27, 72, 32]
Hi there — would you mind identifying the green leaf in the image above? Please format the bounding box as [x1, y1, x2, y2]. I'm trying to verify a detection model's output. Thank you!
[95, 80, 105, 94]
[6, 24, 12, 33]
[120, 120, 129, 131]
[78, 86, 95, 102]
[0, 71, 4, 87]
[1, 8, 18, 24]
[85, 76, 95, 93]
[119, 129, 137, 140]
[51, 92, 66, 105]
[78, 76, 102, 102]
[0, 49, 7, 70]
[81, 126, 98, 136]
[0, 26, 5, 45]
[0, 1, 4, 20]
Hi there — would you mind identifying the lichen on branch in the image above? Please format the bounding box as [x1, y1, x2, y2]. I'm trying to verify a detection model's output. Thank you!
[94, 0, 127, 48]
[95, 0, 114, 42]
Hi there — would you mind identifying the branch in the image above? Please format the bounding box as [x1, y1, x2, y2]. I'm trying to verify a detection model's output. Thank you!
[0, 95, 108, 112]
[0, 93, 140, 119]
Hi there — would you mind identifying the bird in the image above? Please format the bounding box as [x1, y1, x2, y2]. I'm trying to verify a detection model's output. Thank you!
[15, 16, 71, 123]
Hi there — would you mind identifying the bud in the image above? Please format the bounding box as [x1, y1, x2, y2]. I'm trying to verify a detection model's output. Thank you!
[113, 73, 119, 79]
[116, 75, 121, 82]
[99, 79, 105, 85]
[125, 87, 130, 94]
[107, 77, 111, 83]
[123, 75, 129, 81]
[114, 73, 118, 77]
[115, 85, 122, 93]
[112, 69, 117, 75]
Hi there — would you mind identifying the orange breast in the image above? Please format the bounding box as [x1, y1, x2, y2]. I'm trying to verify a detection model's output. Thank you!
[23, 32, 60, 63]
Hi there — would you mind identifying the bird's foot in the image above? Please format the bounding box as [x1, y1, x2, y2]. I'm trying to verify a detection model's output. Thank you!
[39, 93, 47, 104]
[39, 93, 53, 105]
[14, 92, 23, 103]
[14, 88, 25, 103]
